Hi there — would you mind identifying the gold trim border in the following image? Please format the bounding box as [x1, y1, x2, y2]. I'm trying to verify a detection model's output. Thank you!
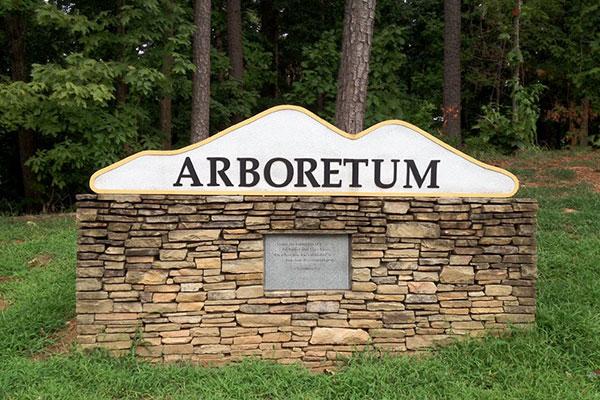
[89, 105, 520, 198]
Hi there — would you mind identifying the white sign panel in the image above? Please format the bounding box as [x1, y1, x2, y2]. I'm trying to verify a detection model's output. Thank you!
[90, 105, 519, 197]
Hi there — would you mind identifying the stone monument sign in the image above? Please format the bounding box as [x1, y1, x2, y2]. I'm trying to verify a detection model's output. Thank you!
[76, 105, 536, 369]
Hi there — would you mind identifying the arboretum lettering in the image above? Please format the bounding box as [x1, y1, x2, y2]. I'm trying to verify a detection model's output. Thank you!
[173, 156, 440, 189]
[89, 106, 519, 197]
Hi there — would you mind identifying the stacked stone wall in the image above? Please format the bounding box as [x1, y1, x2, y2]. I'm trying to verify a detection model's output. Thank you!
[76, 194, 537, 369]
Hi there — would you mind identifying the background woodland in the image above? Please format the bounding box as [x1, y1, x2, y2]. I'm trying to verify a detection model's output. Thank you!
[1, 0, 599, 211]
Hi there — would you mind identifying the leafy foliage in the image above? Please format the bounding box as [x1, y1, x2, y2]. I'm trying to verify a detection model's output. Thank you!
[470, 83, 545, 152]
[0, 0, 598, 210]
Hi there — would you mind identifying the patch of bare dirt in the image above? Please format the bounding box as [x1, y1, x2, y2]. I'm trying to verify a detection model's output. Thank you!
[569, 166, 600, 192]
[27, 253, 53, 268]
[0, 296, 9, 311]
[492, 151, 600, 192]
[32, 319, 77, 360]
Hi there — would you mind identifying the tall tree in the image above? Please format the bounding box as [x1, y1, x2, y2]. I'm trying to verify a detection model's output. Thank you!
[227, 0, 244, 82]
[511, 0, 522, 125]
[191, 0, 211, 142]
[442, 0, 461, 140]
[160, 0, 174, 149]
[227, 0, 244, 123]
[335, 0, 376, 134]
[5, 9, 37, 201]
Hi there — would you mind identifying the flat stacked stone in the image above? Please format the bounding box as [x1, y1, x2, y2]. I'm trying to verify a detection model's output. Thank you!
[76, 194, 537, 369]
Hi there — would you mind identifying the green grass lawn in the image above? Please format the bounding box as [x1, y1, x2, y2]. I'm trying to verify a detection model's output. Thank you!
[1, 181, 600, 398]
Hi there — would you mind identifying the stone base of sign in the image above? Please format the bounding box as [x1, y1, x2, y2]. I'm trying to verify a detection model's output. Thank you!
[76, 194, 537, 369]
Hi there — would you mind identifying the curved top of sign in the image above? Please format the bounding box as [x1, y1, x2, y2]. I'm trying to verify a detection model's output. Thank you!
[90, 105, 519, 197]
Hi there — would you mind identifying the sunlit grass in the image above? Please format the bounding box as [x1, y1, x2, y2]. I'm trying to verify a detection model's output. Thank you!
[1, 183, 599, 399]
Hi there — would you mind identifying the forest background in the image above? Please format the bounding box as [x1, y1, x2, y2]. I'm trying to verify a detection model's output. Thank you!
[1, 0, 599, 212]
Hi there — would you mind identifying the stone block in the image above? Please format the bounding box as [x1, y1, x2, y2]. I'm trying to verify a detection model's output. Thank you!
[236, 314, 291, 327]
[168, 230, 221, 241]
[125, 270, 168, 285]
[383, 201, 410, 214]
[440, 266, 474, 284]
[388, 222, 440, 238]
[222, 258, 263, 273]
[309, 328, 370, 345]
[306, 301, 340, 313]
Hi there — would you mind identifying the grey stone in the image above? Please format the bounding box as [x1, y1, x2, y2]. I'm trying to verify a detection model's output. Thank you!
[264, 234, 350, 290]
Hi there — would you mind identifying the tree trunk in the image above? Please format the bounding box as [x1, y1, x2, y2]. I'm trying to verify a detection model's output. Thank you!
[160, 51, 173, 149]
[160, 0, 174, 150]
[580, 97, 589, 147]
[191, 0, 211, 143]
[227, 0, 244, 82]
[260, 0, 279, 98]
[227, 0, 244, 123]
[115, 0, 128, 105]
[442, 0, 461, 141]
[335, 0, 377, 134]
[511, 0, 522, 124]
[6, 12, 37, 201]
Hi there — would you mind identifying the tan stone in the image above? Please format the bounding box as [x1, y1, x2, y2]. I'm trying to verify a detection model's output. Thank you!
[352, 282, 377, 292]
[222, 258, 262, 273]
[405, 335, 450, 350]
[195, 257, 221, 269]
[352, 268, 371, 282]
[153, 293, 177, 302]
[163, 344, 193, 354]
[125, 270, 168, 285]
[76, 278, 102, 291]
[125, 238, 161, 248]
[238, 240, 263, 251]
[369, 328, 406, 338]
[476, 270, 507, 281]
[485, 285, 512, 296]
[440, 266, 474, 284]
[388, 222, 440, 238]
[383, 311, 415, 324]
[236, 285, 263, 299]
[246, 216, 269, 226]
[405, 294, 437, 303]
[177, 302, 204, 312]
[408, 281, 437, 294]
[376, 285, 408, 294]
[160, 249, 187, 261]
[236, 314, 291, 327]
[306, 301, 339, 313]
[77, 299, 113, 313]
[309, 328, 370, 345]
[262, 332, 292, 342]
[451, 321, 484, 330]
[168, 229, 221, 241]
[77, 208, 98, 222]
[383, 201, 410, 214]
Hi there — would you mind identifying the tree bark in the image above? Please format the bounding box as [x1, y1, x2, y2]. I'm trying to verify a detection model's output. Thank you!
[6, 12, 37, 200]
[227, 0, 244, 82]
[160, 0, 174, 150]
[160, 51, 173, 149]
[442, 0, 461, 140]
[335, 0, 377, 134]
[580, 97, 589, 146]
[227, 0, 244, 124]
[511, 0, 522, 124]
[260, 0, 279, 98]
[191, 0, 211, 142]
[115, 0, 128, 105]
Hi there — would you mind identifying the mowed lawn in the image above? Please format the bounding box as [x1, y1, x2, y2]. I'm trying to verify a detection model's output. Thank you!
[1, 152, 600, 399]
